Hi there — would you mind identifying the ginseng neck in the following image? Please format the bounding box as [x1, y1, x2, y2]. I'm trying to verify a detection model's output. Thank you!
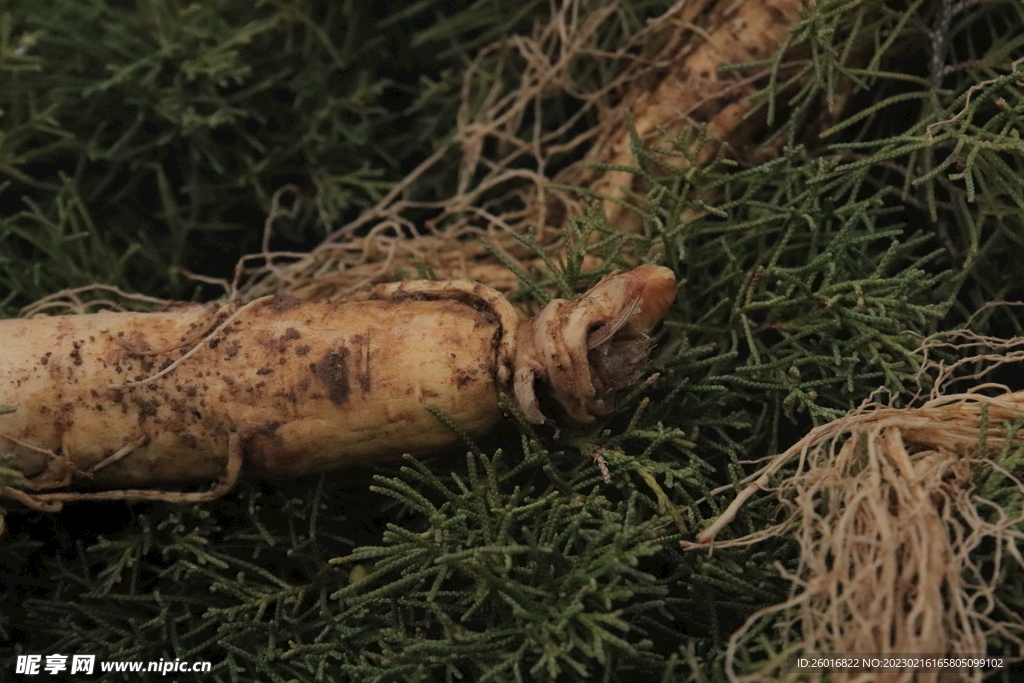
[513, 265, 676, 425]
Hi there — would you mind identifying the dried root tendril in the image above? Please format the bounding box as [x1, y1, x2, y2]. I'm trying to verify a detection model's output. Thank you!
[687, 330, 1024, 682]
[227, 0, 805, 304]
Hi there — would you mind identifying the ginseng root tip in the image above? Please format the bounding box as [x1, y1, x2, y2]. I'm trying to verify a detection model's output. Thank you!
[513, 265, 677, 424]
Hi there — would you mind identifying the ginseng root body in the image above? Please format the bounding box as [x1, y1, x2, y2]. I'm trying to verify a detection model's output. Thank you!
[0, 265, 675, 510]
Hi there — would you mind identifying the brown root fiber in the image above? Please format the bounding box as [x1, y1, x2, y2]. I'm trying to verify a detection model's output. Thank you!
[233, 0, 810, 304]
[687, 385, 1024, 683]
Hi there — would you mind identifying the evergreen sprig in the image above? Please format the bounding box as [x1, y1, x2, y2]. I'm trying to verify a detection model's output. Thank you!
[3, 0, 1024, 681]
[0, 0, 482, 312]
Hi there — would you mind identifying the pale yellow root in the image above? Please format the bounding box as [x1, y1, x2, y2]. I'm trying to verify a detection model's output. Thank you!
[1, 265, 676, 508]
[0, 281, 521, 502]
[576, 0, 803, 235]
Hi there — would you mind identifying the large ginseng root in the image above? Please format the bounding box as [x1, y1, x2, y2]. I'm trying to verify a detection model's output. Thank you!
[0, 265, 675, 511]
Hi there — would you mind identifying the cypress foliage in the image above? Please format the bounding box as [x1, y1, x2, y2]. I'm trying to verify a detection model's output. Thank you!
[2, 0, 1024, 681]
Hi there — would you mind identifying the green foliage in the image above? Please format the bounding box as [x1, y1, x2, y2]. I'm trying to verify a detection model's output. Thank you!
[0, 0, 489, 312]
[755, 0, 1024, 330]
[3, 0, 1024, 681]
[329, 451, 673, 681]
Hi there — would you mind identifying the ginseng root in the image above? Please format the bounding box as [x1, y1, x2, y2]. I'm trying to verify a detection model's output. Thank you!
[0, 265, 675, 511]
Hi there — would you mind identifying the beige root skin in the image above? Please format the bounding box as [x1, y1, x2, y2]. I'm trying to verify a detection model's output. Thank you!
[0, 282, 516, 510]
[1, 266, 676, 511]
